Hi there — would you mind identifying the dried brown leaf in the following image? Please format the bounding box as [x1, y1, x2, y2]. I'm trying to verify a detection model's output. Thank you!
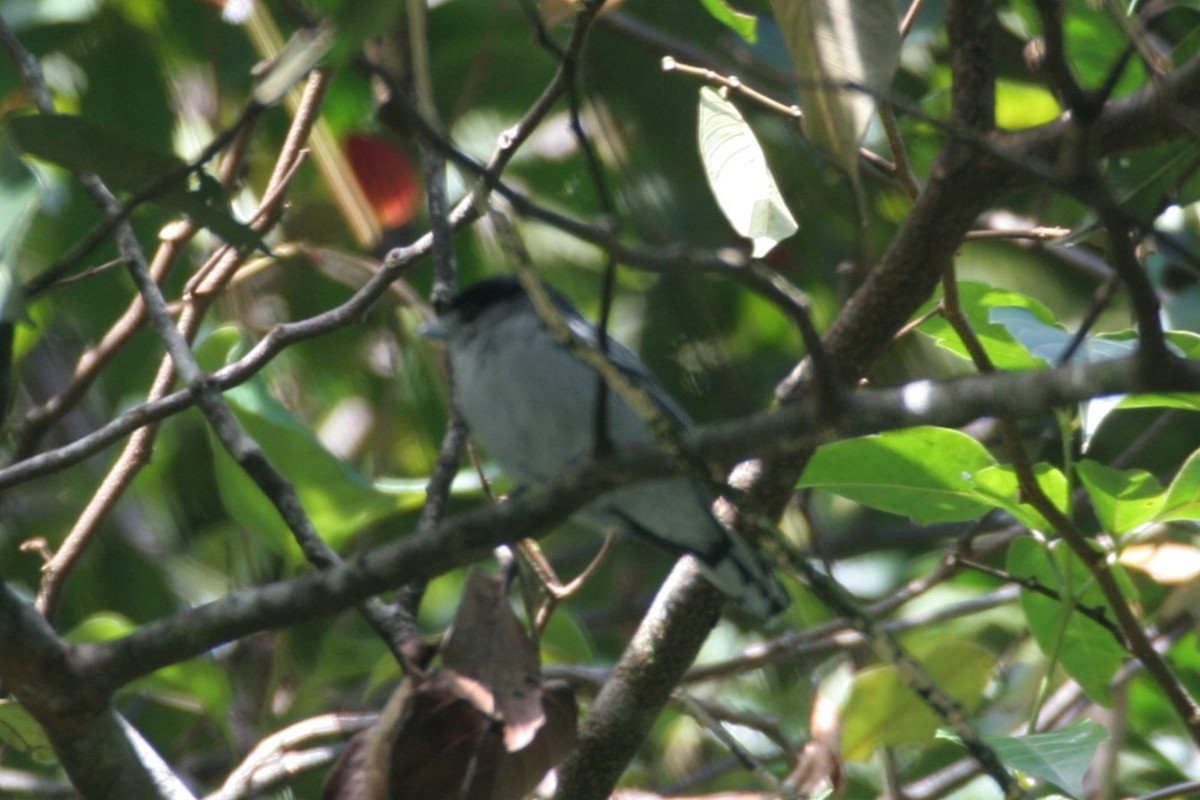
[441, 569, 544, 751]
[492, 681, 578, 800]
[788, 693, 843, 797]
[321, 571, 578, 800]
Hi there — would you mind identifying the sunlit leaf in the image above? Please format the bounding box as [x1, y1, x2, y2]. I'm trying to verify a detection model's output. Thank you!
[941, 721, 1109, 798]
[971, 463, 1068, 531]
[1008, 537, 1125, 705]
[990, 307, 1134, 364]
[995, 79, 1061, 130]
[768, 0, 900, 178]
[985, 310, 1135, 451]
[799, 427, 997, 524]
[697, 87, 798, 257]
[1076, 460, 1165, 535]
[1115, 332, 1200, 413]
[1121, 543, 1200, 584]
[697, 0, 757, 42]
[842, 640, 994, 761]
[1156, 448, 1200, 523]
[919, 283, 1058, 370]
[64, 612, 136, 643]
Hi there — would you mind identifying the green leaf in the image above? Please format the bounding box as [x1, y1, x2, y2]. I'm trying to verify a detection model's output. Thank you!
[1007, 537, 1125, 705]
[995, 78, 1061, 130]
[696, 87, 798, 257]
[0, 138, 38, 418]
[1096, 140, 1200, 229]
[0, 701, 55, 764]
[941, 720, 1109, 798]
[64, 611, 136, 643]
[139, 660, 235, 728]
[541, 607, 597, 665]
[982, 310, 1134, 451]
[798, 426, 997, 524]
[0, 135, 42, 277]
[697, 0, 757, 43]
[196, 328, 425, 556]
[62, 612, 232, 723]
[919, 283, 1059, 370]
[1076, 460, 1165, 534]
[842, 640, 994, 761]
[1118, 393, 1200, 412]
[990, 307, 1135, 365]
[7, 114, 261, 250]
[8, 113, 180, 186]
[971, 463, 1069, 531]
[1062, 10, 1146, 98]
[210, 384, 424, 555]
[0, 139, 31, 420]
[1157, 447, 1200, 523]
[768, 0, 900, 178]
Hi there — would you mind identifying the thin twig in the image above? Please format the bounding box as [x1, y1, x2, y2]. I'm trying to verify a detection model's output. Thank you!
[11, 80, 264, 462]
[963, 226, 1070, 240]
[900, 0, 930, 37]
[1057, 274, 1121, 365]
[953, 556, 1122, 641]
[205, 712, 376, 800]
[743, 262, 840, 415]
[674, 693, 795, 798]
[939, 248, 1200, 745]
[662, 56, 802, 121]
[34, 74, 321, 621]
[662, 57, 898, 175]
[61, 354, 1200, 691]
[21, 103, 264, 299]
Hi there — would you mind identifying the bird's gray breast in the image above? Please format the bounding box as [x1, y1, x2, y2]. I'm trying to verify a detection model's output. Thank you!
[450, 307, 729, 560]
[450, 311, 653, 484]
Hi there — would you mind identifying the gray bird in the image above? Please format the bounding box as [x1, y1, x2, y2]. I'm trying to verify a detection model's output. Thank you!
[421, 276, 790, 620]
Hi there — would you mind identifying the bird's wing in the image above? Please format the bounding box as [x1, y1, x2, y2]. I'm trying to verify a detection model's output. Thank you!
[559, 302, 697, 431]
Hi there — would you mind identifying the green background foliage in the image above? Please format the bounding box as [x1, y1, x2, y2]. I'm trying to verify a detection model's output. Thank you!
[3, 0, 1200, 797]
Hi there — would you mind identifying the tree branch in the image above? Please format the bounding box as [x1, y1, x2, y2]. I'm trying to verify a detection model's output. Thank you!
[62, 352, 1198, 691]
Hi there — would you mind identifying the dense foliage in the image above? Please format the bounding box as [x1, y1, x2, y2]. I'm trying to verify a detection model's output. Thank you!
[3, 0, 1200, 798]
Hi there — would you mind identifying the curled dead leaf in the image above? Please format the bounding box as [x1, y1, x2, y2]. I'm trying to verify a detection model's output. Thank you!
[321, 570, 578, 799]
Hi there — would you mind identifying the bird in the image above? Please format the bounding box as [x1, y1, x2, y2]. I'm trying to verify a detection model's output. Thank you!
[420, 275, 790, 621]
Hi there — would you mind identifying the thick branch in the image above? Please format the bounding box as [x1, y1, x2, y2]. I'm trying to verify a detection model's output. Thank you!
[66, 353, 1194, 690]
[5, 51, 1199, 498]
[947, 0, 997, 132]
[555, 34, 1200, 800]
[556, 561, 724, 793]
[0, 578, 192, 798]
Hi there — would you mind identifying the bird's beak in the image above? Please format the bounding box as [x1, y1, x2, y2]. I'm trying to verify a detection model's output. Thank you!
[416, 318, 449, 341]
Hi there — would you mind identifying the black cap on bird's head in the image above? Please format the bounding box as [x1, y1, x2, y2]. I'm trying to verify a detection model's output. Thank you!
[417, 277, 525, 341]
[420, 276, 580, 342]
[443, 276, 529, 324]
